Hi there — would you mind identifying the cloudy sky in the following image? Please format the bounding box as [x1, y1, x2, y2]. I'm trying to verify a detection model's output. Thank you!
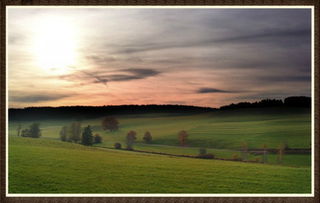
[7, 7, 312, 108]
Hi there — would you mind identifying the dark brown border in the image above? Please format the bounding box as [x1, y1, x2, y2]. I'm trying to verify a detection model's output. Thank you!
[1, 0, 319, 202]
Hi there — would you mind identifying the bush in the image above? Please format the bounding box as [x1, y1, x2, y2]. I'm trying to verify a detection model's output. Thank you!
[94, 134, 102, 144]
[199, 148, 207, 155]
[232, 153, 242, 161]
[21, 129, 30, 137]
[143, 131, 152, 143]
[114, 143, 122, 149]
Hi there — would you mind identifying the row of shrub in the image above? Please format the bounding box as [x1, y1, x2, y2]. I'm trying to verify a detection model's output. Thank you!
[17, 123, 41, 138]
[59, 123, 102, 146]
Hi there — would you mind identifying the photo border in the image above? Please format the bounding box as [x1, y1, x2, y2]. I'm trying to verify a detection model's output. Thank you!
[1, 0, 319, 202]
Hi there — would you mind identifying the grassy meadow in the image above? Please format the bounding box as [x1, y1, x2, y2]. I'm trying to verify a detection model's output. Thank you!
[8, 107, 312, 193]
[9, 137, 311, 193]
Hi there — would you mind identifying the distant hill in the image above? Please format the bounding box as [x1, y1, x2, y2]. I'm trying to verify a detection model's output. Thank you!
[9, 96, 311, 121]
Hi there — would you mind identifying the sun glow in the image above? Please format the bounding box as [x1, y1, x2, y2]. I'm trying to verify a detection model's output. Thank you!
[32, 16, 78, 74]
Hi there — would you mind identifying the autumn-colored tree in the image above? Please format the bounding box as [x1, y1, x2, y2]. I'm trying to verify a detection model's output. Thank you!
[126, 130, 137, 150]
[178, 130, 188, 146]
[102, 117, 119, 132]
[143, 131, 152, 143]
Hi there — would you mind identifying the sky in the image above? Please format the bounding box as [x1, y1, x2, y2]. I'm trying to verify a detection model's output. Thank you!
[7, 7, 312, 108]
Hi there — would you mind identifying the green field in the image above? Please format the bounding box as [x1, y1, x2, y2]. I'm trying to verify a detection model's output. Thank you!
[8, 107, 312, 193]
[9, 136, 311, 193]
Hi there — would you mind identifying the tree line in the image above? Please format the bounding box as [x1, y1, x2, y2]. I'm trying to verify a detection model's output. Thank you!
[220, 96, 311, 110]
[9, 104, 213, 121]
[59, 122, 102, 146]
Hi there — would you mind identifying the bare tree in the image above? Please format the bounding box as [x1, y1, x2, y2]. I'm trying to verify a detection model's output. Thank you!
[70, 122, 81, 143]
[126, 130, 137, 150]
[178, 130, 188, 146]
[17, 123, 22, 137]
[60, 126, 68, 142]
[143, 131, 152, 143]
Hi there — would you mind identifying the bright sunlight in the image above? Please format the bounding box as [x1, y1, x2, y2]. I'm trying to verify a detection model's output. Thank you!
[32, 16, 78, 75]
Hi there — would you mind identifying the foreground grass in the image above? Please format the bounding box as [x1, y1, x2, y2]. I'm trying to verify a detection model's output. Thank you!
[9, 137, 311, 194]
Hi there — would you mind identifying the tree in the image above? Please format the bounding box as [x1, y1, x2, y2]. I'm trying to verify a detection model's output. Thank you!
[143, 131, 152, 143]
[178, 130, 188, 146]
[21, 129, 30, 137]
[20, 123, 41, 138]
[126, 130, 137, 150]
[29, 123, 41, 138]
[70, 122, 81, 143]
[199, 148, 207, 155]
[60, 126, 68, 142]
[114, 142, 122, 149]
[17, 124, 22, 136]
[94, 133, 102, 144]
[102, 117, 119, 132]
[81, 125, 93, 146]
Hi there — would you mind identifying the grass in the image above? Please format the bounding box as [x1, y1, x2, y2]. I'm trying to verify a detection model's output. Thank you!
[9, 108, 311, 168]
[8, 107, 312, 193]
[10, 108, 311, 150]
[9, 136, 311, 194]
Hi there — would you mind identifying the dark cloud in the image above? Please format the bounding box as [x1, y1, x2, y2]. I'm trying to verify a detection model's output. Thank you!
[257, 75, 311, 83]
[197, 88, 240, 94]
[80, 69, 109, 86]
[10, 94, 71, 103]
[60, 68, 160, 85]
[113, 28, 310, 54]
